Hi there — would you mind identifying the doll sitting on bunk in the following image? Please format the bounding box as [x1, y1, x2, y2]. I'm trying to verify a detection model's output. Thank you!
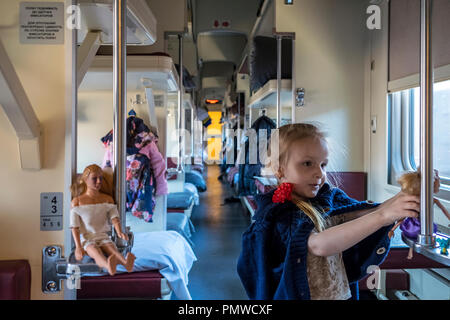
[70, 164, 135, 276]
[389, 169, 450, 259]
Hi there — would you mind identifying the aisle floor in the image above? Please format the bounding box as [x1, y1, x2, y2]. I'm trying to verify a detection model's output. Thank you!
[186, 165, 251, 300]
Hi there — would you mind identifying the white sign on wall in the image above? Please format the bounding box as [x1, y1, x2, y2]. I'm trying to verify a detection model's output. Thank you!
[40, 192, 63, 231]
[20, 2, 64, 44]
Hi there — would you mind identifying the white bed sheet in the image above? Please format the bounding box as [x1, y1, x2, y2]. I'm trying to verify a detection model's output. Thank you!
[116, 230, 197, 299]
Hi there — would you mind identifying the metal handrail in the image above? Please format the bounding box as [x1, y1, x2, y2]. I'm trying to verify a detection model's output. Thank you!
[418, 0, 435, 247]
[177, 34, 185, 172]
[276, 35, 282, 128]
[400, 0, 450, 267]
[113, 0, 127, 228]
[291, 37, 296, 124]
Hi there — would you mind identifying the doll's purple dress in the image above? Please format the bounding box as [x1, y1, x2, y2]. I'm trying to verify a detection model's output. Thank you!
[400, 217, 437, 240]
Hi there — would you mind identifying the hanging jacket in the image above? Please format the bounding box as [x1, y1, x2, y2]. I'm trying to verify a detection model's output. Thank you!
[101, 115, 168, 196]
[126, 153, 156, 222]
[174, 64, 197, 90]
[100, 115, 168, 223]
[237, 183, 394, 300]
[137, 132, 168, 195]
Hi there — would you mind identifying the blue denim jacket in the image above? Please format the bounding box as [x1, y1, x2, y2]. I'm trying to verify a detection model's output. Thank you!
[237, 183, 393, 300]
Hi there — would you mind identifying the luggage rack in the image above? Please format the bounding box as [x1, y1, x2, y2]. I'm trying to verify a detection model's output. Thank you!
[42, 229, 134, 293]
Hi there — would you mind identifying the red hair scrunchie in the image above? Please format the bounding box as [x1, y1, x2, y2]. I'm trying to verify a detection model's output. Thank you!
[272, 182, 294, 203]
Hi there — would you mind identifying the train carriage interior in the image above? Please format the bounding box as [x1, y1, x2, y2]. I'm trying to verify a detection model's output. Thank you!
[0, 0, 449, 301]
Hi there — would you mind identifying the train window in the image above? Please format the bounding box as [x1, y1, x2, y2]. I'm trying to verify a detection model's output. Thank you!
[388, 79, 450, 200]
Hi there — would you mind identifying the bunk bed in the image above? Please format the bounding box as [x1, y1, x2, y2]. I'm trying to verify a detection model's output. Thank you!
[248, 79, 292, 108]
[247, 79, 293, 127]
[76, 53, 199, 300]
[249, 36, 292, 95]
[79, 53, 180, 228]
[235, 0, 294, 128]
[76, 0, 158, 88]
[246, 34, 293, 127]
[78, 231, 196, 300]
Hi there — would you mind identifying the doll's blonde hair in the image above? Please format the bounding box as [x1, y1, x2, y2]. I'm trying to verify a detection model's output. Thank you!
[70, 164, 103, 198]
[268, 123, 328, 232]
[397, 171, 421, 196]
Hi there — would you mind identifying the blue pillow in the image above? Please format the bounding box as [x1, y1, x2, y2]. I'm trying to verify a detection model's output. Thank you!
[167, 192, 194, 209]
[184, 182, 199, 205]
[166, 213, 195, 247]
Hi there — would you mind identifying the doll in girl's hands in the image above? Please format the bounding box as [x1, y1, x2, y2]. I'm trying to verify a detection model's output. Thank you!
[389, 169, 450, 259]
[70, 164, 135, 275]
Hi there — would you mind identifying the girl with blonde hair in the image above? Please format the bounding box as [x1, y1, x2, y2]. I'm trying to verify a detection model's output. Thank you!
[70, 164, 135, 276]
[238, 123, 420, 300]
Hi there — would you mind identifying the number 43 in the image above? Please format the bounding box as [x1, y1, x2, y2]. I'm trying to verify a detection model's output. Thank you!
[51, 197, 57, 214]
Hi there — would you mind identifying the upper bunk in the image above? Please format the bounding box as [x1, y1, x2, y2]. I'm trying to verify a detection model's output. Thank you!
[247, 78, 292, 109]
[79, 55, 180, 92]
[77, 0, 157, 46]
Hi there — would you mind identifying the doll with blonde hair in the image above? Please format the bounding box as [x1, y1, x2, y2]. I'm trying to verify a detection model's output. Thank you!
[70, 164, 135, 276]
[388, 169, 450, 259]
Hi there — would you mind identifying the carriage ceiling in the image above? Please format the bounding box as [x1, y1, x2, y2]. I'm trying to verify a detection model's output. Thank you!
[189, 0, 261, 110]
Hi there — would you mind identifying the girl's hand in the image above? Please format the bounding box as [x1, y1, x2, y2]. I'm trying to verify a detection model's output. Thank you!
[75, 247, 86, 261]
[377, 192, 420, 226]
